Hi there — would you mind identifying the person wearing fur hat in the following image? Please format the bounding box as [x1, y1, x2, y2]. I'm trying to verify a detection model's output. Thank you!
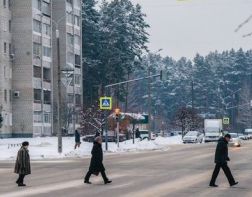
[84, 136, 112, 185]
[14, 141, 31, 187]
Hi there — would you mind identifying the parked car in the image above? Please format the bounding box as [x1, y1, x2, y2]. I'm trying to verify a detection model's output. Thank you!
[229, 133, 242, 147]
[139, 130, 156, 140]
[237, 133, 248, 140]
[183, 131, 204, 144]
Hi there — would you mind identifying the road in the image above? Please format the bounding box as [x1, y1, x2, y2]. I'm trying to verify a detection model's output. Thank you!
[0, 141, 252, 197]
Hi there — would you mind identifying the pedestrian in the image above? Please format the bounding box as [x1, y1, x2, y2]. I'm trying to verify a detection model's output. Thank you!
[135, 128, 140, 139]
[74, 130, 81, 149]
[14, 141, 31, 187]
[84, 136, 112, 185]
[209, 134, 238, 187]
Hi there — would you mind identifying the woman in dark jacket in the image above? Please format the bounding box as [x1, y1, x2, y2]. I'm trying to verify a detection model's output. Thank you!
[14, 141, 31, 187]
[84, 136, 112, 184]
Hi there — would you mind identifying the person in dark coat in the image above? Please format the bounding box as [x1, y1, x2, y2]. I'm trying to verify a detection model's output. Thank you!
[74, 130, 81, 149]
[209, 134, 238, 187]
[135, 128, 140, 139]
[84, 136, 112, 184]
[14, 141, 31, 187]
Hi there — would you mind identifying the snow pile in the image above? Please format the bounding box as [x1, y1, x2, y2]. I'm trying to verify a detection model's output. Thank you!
[0, 136, 182, 160]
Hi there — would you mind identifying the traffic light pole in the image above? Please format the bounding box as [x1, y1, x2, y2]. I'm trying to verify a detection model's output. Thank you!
[104, 71, 163, 151]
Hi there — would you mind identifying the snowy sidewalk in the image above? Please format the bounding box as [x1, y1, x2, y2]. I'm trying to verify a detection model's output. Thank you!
[0, 136, 182, 161]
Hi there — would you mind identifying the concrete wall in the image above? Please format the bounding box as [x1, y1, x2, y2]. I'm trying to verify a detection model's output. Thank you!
[11, 0, 33, 137]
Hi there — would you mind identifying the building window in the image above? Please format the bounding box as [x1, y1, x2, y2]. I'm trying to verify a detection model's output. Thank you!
[75, 54, 80, 66]
[44, 113, 51, 123]
[34, 89, 42, 103]
[9, 43, 12, 55]
[44, 90, 51, 104]
[9, 20, 11, 32]
[4, 89, 7, 102]
[34, 111, 42, 123]
[3, 0, 7, 8]
[75, 94, 81, 106]
[33, 43, 42, 57]
[4, 42, 7, 53]
[67, 33, 74, 46]
[33, 0, 41, 11]
[9, 90, 12, 102]
[42, 23, 51, 36]
[43, 67, 51, 82]
[42, 1, 50, 16]
[43, 46, 51, 57]
[74, 16, 80, 26]
[33, 19, 42, 33]
[33, 66, 42, 78]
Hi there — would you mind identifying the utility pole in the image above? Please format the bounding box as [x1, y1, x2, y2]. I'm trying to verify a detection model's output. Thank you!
[56, 29, 62, 154]
[147, 49, 162, 140]
[191, 80, 194, 110]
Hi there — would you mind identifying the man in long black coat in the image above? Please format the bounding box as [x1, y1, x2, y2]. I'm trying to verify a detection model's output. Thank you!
[74, 130, 81, 149]
[209, 134, 238, 187]
[84, 136, 112, 184]
[14, 141, 31, 187]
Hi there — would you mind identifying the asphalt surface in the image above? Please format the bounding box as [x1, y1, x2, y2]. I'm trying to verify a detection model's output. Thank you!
[0, 141, 252, 197]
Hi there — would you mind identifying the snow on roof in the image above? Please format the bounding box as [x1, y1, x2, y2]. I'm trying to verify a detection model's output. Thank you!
[109, 113, 145, 120]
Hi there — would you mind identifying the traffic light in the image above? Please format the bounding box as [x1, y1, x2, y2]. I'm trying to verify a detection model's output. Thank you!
[115, 108, 120, 121]
[0, 113, 3, 128]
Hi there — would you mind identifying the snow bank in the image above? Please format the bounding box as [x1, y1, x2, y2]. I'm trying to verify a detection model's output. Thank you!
[0, 136, 182, 161]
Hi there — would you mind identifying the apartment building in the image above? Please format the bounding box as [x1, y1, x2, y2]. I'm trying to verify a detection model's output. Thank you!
[0, 0, 13, 138]
[11, 0, 53, 137]
[0, 0, 82, 138]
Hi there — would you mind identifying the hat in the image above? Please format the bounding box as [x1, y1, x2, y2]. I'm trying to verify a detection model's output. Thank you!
[224, 134, 231, 139]
[22, 141, 29, 146]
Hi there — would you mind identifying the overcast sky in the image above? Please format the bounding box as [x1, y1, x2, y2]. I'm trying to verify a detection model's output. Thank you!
[130, 0, 252, 60]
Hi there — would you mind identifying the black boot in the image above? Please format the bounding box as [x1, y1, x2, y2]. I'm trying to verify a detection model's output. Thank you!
[209, 183, 218, 187]
[18, 183, 26, 187]
[104, 180, 112, 184]
[230, 182, 238, 187]
[84, 180, 92, 184]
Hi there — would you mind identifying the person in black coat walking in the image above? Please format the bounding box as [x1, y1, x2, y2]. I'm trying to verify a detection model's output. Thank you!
[14, 141, 31, 187]
[74, 130, 81, 149]
[84, 136, 112, 184]
[209, 134, 238, 187]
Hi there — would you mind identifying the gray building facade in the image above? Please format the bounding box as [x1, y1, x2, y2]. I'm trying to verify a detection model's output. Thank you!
[0, 0, 82, 138]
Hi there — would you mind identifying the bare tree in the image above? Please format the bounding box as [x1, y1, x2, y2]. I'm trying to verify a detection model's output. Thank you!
[173, 107, 203, 137]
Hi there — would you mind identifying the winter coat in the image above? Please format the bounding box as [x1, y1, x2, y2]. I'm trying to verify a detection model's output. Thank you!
[88, 142, 105, 173]
[75, 131, 80, 143]
[14, 147, 31, 175]
[214, 137, 230, 164]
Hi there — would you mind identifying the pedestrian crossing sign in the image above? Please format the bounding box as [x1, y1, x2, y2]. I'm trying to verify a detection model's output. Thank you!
[100, 97, 112, 110]
[223, 117, 229, 125]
